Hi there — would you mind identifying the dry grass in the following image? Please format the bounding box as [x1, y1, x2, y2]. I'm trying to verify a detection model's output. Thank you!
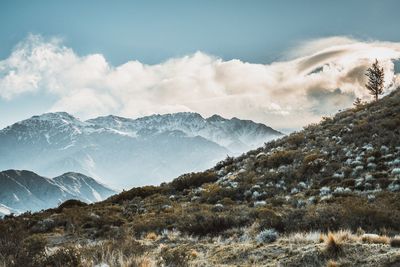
[327, 260, 339, 267]
[324, 232, 343, 256]
[283, 231, 321, 244]
[361, 234, 390, 245]
[145, 232, 158, 241]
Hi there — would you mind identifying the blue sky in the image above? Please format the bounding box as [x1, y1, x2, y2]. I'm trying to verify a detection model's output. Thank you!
[1, 1, 400, 130]
[1, 0, 399, 65]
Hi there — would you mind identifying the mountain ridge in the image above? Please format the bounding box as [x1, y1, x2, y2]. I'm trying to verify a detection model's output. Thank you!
[0, 112, 282, 188]
[0, 169, 116, 216]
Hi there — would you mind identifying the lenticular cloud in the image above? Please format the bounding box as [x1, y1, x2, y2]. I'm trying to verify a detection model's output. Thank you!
[1, 34, 400, 129]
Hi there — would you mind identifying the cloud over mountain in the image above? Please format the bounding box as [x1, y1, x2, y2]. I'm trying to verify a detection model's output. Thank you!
[1, 34, 400, 129]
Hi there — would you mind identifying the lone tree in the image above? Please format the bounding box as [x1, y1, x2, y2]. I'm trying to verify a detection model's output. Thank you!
[365, 59, 385, 101]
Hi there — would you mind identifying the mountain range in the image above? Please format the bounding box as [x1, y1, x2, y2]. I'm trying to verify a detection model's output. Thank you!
[2, 86, 400, 266]
[0, 170, 116, 216]
[0, 112, 282, 188]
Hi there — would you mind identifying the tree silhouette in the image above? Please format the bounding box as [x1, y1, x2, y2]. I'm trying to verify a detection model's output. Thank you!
[365, 59, 385, 101]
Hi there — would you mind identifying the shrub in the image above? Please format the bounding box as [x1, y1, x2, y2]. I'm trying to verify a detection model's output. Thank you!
[178, 213, 247, 236]
[110, 186, 166, 203]
[56, 199, 87, 211]
[390, 237, 400, 247]
[159, 245, 191, 267]
[260, 150, 297, 169]
[43, 247, 81, 267]
[171, 171, 218, 191]
[20, 234, 48, 266]
[255, 229, 278, 244]
[286, 132, 305, 147]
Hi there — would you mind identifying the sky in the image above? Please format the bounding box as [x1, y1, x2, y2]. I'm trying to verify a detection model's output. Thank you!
[1, 0, 400, 131]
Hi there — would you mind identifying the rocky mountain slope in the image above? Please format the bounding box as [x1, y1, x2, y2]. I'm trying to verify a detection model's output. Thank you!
[1, 89, 399, 266]
[0, 170, 116, 216]
[0, 112, 281, 188]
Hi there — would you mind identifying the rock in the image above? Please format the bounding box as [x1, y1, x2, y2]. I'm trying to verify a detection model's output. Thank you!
[354, 165, 364, 172]
[388, 182, 400, 192]
[351, 160, 363, 167]
[392, 168, 400, 175]
[362, 144, 374, 151]
[381, 145, 389, 154]
[254, 200, 267, 207]
[319, 186, 331, 196]
[365, 174, 374, 181]
[90, 212, 100, 220]
[252, 191, 261, 199]
[298, 182, 307, 189]
[191, 196, 200, 202]
[333, 172, 344, 179]
[212, 203, 224, 212]
[367, 194, 376, 202]
[161, 205, 173, 211]
[256, 152, 268, 159]
[333, 187, 345, 194]
[367, 163, 377, 170]
[307, 196, 317, 205]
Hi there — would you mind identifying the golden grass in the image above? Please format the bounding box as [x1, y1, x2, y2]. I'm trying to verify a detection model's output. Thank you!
[361, 234, 390, 245]
[324, 232, 342, 256]
[145, 232, 158, 241]
[327, 260, 339, 267]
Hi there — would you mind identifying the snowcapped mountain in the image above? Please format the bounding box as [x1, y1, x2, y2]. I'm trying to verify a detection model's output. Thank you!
[0, 170, 116, 216]
[87, 112, 281, 152]
[0, 112, 282, 188]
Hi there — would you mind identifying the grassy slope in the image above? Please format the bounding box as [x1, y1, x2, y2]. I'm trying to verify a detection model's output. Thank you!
[1, 89, 400, 266]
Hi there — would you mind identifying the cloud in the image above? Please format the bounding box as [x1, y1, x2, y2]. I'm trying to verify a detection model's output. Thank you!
[1, 34, 400, 129]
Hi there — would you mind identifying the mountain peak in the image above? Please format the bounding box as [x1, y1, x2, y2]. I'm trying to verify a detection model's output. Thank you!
[207, 114, 226, 122]
[0, 169, 116, 215]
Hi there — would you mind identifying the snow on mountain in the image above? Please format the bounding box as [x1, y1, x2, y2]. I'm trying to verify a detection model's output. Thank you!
[0, 112, 282, 188]
[87, 112, 282, 152]
[0, 170, 117, 216]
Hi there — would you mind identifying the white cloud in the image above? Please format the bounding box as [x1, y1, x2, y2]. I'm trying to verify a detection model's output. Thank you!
[1, 34, 400, 129]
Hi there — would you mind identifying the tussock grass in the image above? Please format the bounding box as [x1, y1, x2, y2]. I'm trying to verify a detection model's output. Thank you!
[327, 260, 339, 267]
[324, 232, 343, 256]
[361, 234, 390, 245]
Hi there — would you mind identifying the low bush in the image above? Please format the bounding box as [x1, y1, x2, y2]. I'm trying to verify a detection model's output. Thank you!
[178, 213, 248, 236]
[390, 237, 400, 247]
[56, 199, 87, 212]
[256, 229, 278, 244]
[43, 247, 81, 267]
[170, 171, 218, 191]
[110, 185, 167, 203]
[159, 245, 192, 267]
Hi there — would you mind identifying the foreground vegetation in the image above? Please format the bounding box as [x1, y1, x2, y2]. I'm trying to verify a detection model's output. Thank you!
[1, 89, 400, 266]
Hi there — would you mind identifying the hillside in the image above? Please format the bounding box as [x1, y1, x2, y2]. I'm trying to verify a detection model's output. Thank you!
[0, 170, 116, 216]
[1, 89, 400, 266]
[0, 112, 281, 188]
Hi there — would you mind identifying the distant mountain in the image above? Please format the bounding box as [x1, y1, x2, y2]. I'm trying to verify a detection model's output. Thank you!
[0, 170, 116, 216]
[0, 112, 282, 188]
[87, 112, 281, 153]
